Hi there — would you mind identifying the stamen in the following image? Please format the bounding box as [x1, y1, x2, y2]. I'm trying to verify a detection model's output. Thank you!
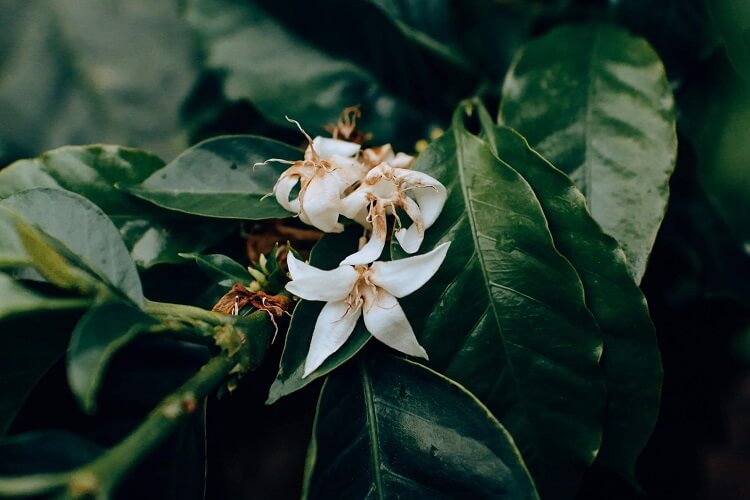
[252, 158, 295, 170]
[285, 116, 317, 159]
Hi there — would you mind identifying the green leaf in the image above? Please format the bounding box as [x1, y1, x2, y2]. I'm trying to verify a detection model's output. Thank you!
[484, 121, 662, 483]
[0, 206, 102, 295]
[67, 301, 158, 414]
[181, 253, 253, 286]
[0, 145, 230, 269]
[0, 273, 89, 321]
[0, 211, 31, 267]
[304, 354, 539, 500]
[0, 0, 199, 159]
[0, 189, 144, 306]
[709, 0, 750, 80]
[500, 24, 677, 282]
[349, 0, 473, 72]
[0, 145, 164, 210]
[0, 310, 82, 436]
[124, 135, 299, 220]
[392, 109, 605, 499]
[184, 0, 425, 142]
[267, 228, 370, 404]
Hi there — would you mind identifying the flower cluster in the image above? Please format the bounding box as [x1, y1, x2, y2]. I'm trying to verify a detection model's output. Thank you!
[264, 118, 449, 376]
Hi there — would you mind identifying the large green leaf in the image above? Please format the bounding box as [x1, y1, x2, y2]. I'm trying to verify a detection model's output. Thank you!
[392, 110, 605, 499]
[709, 0, 750, 80]
[67, 301, 158, 414]
[184, 0, 426, 143]
[304, 354, 539, 499]
[0, 146, 163, 208]
[180, 253, 253, 287]
[0, 145, 228, 269]
[0, 0, 198, 159]
[0, 189, 144, 306]
[500, 24, 677, 281]
[125, 135, 299, 220]
[484, 121, 661, 482]
[267, 229, 370, 404]
[0, 212, 31, 267]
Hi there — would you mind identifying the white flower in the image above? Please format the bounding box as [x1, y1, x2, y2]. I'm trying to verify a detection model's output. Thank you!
[285, 242, 451, 377]
[360, 144, 415, 170]
[339, 163, 447, 266]
[269, 121, 365, 233]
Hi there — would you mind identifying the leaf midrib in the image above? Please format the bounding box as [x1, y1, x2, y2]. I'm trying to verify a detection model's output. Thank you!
[451, 127, 539, 450]
[581, 25, 602, 210]
[360, 361, 385, 500]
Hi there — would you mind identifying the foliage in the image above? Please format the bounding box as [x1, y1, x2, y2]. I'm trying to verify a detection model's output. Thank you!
[0, 1, 747, 499]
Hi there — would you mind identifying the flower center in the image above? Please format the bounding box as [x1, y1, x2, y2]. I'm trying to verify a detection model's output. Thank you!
[344, 267, 377, 314]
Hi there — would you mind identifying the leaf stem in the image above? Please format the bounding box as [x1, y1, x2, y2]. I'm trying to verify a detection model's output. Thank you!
[75, 354, 235, 496]
[144, 300, 227, 325]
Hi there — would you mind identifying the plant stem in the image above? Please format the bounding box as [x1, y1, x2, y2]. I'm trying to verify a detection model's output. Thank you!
[0, 356, 233, 499]
[0, 308, 276, 499]
[144, 300, 227, 325]
[74, 354, 235, 497]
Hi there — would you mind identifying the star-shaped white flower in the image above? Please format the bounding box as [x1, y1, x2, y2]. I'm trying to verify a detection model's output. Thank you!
[339, 163, 447, 266]
[285, 242, 450, 377]
[271, 128, 365, 233]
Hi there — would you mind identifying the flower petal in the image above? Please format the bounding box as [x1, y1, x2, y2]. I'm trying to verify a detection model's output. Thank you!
[274, 174, 300, 213]
[390, 152, 415, 169]
[394, 196, 424, 254]
[340, 188, 370, 220]
[362, 288, 427, 359]
[399, 170, 446, 227]
[312, 136, 361, 158]
[340, 203, 387, 266]
[304, 300, 362, 377]
[330, 156, 366, 192]
[300, 173, 344, 233]
[286, 253, 359, 301]
[361, 144, 394, 167]
[369, 241, 450, 298]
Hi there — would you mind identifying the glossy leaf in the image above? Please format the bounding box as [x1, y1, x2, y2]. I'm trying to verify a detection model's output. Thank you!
[485, 122, 661, 482]
[392, 112, 605, 499]
[125, 135, 299, 220]
[184, 0, 425, 143]
[267, 229, 370, 404]
[0, 145, 164, 208]
[304, 354, 539, 500]
[0, 145, 230, 268]
[181, 253, 253, 286]
[500, 24, 677, 281]
[0, 189, 144, 306]
[67, 301, 158, 414]
[0, 0, 199, 159]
